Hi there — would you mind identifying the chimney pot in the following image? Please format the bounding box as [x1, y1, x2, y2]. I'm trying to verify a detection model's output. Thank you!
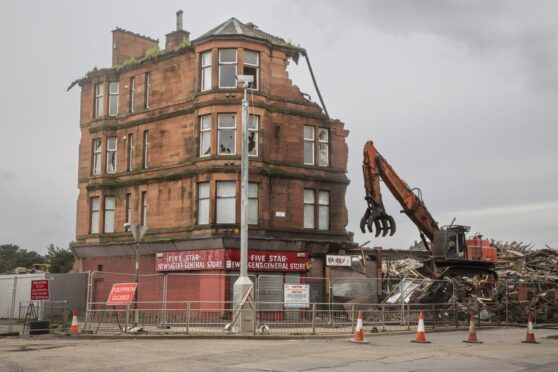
[176, 10, 183, 31]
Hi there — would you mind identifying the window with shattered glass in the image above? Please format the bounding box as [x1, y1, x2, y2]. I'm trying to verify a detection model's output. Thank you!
[243, 50, 259, 90]
[248, 114, 258, 156]
[318, 128, 329, 167]
[218, 113, 236, 155]
[200, 115, 212, 157]
[106, 137, 117, 173]
[92, 138, 102, 175]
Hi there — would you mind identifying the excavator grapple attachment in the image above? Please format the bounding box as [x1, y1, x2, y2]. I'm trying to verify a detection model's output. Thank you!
[360, 207, 396, 237]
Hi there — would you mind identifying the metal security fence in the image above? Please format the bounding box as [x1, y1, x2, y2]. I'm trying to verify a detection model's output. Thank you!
[82, 271, 558, 335]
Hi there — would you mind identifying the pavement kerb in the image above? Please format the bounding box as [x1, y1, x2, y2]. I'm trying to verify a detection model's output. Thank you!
[53, 325, 504, 341]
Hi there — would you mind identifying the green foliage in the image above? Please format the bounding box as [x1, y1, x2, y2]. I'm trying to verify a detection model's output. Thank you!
[0, 244, 44, 273]
[177, 37, 190, 49]
[115, 57, 138, 71]
[45, 244, 75, 273]
[143, 46, 161, 60]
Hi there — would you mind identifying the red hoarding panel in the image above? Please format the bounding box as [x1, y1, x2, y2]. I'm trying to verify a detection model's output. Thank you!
[106, 283, 138, 305]
[225, 250, 310, 272]
[31, 280, 49, 301]
[155, 250, 225, 272]
[155, 250, 310, 272]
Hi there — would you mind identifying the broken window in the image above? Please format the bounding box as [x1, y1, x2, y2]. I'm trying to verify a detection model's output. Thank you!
[248, 114, 259, 156]
[201, 51, 212, 91]
[216, 181, 236, 224]
[106, 137, 117, 173]
[218, 114, 236, 155]
[90, 197, 100, 234]
[104, 195, 115, 233]
[199, 115, 212, 157]
[318, 191, 330, 230]
[304, 189, 315, 228]
[304, 126, 314, 165]
[92, 138, 102, 175]
[243, 50, 259, 90]
[318, 128, 329, 167]
[248, 183, 258, 225]
[219, 49, 237, 88]
[94, 83, 104, 118]
[108, 81, 119, 116]
[198, 182, 210, 225]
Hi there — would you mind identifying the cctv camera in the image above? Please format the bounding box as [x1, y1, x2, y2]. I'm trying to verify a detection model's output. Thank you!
[124, 223, 131, 228]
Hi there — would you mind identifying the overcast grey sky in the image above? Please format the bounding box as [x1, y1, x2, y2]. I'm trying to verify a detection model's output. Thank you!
[0, 0, 556, 253]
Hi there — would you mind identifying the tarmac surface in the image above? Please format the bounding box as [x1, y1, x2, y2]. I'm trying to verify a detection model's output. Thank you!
[1, 328, 557, 371]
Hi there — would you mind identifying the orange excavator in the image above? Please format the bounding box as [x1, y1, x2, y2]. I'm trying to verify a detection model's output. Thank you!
[360, 140, 497, 277]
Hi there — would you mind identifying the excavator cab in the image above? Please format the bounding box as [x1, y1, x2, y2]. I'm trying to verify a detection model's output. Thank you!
[431, 225, 469, 260]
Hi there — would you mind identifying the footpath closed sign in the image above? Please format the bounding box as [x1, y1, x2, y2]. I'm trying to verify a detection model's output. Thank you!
[31, 279, 50, 301]
[106, 283, 138, 305]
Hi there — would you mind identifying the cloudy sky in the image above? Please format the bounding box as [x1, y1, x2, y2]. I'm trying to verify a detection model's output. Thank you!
[1, 0, 557, 253]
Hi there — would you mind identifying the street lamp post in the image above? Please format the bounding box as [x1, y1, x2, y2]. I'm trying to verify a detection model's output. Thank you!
[128, 223, 147, 328]
[232, 75, 255, 333]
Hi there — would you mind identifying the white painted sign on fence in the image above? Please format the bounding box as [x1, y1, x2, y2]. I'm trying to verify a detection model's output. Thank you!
[284, 284, 310, 309]
[326, 255, 352, 267]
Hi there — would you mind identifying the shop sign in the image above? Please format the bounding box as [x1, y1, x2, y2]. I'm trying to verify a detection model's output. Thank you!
[31, 279, 50, 301]
[284, 284, 310, 308]
[155, 250, 225, 271]
[225, 250, 310, 272]
[106, 283, 138, 305]
[156, 250, 311, 272]
[326, 255, 352, 267]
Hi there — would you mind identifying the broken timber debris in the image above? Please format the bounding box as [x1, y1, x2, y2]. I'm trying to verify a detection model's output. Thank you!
[380, 242, 558, 323]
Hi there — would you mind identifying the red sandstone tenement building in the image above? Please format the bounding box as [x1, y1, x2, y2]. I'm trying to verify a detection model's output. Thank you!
[71, 14, 351, 303]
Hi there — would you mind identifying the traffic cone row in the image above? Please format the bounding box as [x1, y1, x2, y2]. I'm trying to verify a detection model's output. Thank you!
[349, 311, 369, 344]
[70, 309, 80, 334]
[346, 310, 541, 346]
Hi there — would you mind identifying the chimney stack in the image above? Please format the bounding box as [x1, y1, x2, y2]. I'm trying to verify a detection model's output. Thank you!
[166, 10, 190, 51]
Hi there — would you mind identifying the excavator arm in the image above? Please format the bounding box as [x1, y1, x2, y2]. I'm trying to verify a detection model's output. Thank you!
[360, 140, 440, 244]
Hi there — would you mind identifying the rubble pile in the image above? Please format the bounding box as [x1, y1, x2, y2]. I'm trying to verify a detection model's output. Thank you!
[382, 243, 558, 323]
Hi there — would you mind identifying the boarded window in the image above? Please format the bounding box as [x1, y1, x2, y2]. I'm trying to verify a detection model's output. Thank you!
[248, 183, 258, 225]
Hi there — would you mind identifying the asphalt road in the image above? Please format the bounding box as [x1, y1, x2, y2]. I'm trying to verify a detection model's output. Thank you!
[1, 328, 557, 371]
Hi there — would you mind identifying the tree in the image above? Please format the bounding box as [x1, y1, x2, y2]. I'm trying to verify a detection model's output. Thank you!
[0, 244, 44, 273]
[45, 244, 75, 273]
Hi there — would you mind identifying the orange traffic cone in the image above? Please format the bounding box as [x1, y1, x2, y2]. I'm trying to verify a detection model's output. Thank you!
[349, 311, 369, 344]
[463, 311, 482, 344]
[411, 311, 431, 343]
[521, 314, 539, 344]
[70, 309, 80, 334]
